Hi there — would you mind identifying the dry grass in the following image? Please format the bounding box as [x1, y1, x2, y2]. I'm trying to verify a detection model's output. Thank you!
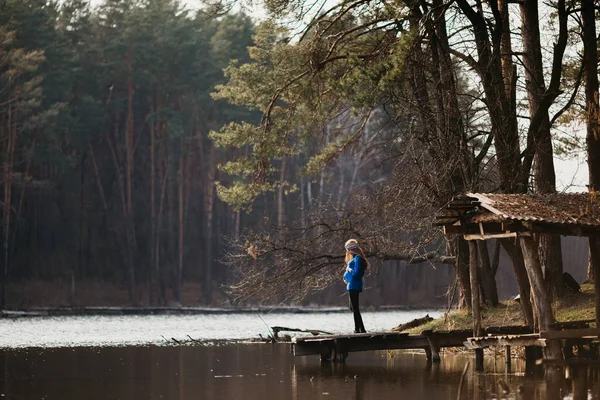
[406, 284, 597, 334]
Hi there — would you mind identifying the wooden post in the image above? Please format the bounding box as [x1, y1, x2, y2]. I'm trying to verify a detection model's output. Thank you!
[570, 364, 588, 400]
[525, 346, 543, 373]
[505, 345, 511, 368]
[320, 347, 332, 363]
[469, 241, 483, 371]
[545, 365, 564, 400]
[564, 340, 574, 359]
[501, 239, 534, 326]
[468, 240, 481, 336]
[424, 346, 432, 361]
[333, 339, 347, 363]
[475, 349, 484, 371]
[590, 237, 600, 328]
[428, 338, 441, 363]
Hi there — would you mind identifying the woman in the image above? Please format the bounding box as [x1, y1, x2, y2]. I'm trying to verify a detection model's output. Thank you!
[343, 239, 369, 333]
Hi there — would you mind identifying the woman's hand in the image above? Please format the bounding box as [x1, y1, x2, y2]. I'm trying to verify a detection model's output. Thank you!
[346, 266, 352, 272]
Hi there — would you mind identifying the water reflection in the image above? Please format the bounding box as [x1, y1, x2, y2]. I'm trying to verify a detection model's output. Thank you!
[0, 345, 598, 399]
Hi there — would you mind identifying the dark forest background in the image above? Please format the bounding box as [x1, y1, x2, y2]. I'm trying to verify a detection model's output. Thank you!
[1, 0, 262, 307]
[0, 0, 592, 309]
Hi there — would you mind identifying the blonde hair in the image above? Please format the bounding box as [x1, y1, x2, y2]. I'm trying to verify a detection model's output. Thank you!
[344, 239, 370, 268]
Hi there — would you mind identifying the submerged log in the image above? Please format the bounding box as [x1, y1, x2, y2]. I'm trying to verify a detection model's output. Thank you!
[270, 326, 332, 341]
[391, 315, 433, 332]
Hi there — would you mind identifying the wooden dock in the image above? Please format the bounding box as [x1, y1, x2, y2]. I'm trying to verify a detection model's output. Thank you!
[291, 323, 600, 364]
[291, 330, 471, 362]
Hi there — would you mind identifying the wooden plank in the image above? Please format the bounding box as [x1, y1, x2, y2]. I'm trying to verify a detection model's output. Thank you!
[422, 329, 474, 347]
[292, 333, 428, 357]
[466, 334, 546, 349]
[464, 232, 517, 240]
[552, 320, 594, 329]
[292, 332, 408, 343]
[435, 336, 473, 347]
[540, 328, 600, 339]
[467, 338, 546, 348]
[485, 326, 533, 335]
[422, 329, 472, 336]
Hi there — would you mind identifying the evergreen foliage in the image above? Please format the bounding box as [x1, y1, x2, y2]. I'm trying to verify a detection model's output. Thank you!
[0, 0, 260, 306]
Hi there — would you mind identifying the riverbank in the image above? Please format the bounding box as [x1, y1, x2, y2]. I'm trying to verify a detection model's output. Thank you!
[407, 282, 597, 334]
[2, 279, 445, 310]
[0, 303, 436, 318]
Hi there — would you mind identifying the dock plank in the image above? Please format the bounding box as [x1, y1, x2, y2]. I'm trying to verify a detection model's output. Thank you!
[466, 334, 546, 349]
[540, 328, 600, 340]
[291, 330, 472, 359]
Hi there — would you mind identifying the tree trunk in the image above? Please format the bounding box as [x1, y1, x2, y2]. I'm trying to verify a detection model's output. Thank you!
[454, 237, 472, 309]
[455, 0, 522, 193]
[204, 148, 216, 304]
[277, 157, 286, 227]
[318, 171, 324, 212]
[156, 156, 169, 306]
[177, 150, 184, 306]
[125, 42, 137, 303]
[166, 146, 175, 304]
[126, 44, 134, 218]
[519, 236, 562, 359]
[336, 162, 345, 205]
[477, 240, 499, 306]
[430, 0, 472, 187]
[582, 0, 600, 326]
[107, 118, 136, 303]
[498, 0, 515, 99]
[75, 150, 87, 301]
[501, 238, 534, 326]
[1, 103, 15, 308]
[300, 175, 306, 227]
[520, 0, 563, 299]
[149, 101, 157, 305]
[155, 118, 169, 305]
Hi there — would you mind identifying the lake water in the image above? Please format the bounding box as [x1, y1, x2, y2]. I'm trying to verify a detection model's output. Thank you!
[0, 310, 599, 399]
[0, 309, 442, 348]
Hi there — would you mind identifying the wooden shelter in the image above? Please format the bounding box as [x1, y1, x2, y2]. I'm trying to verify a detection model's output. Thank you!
[437, 193, 600, 239]
[436, 192, 600, 361]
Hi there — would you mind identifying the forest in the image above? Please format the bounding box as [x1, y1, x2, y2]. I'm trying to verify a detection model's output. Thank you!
[0, 0, 599, 317]
[0, 0, 262, 307]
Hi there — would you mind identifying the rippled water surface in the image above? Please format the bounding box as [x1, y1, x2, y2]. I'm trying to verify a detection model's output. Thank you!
[1, 344, 599, 399]
[0, 310, 442, 348]
[0, 311, 599, 399]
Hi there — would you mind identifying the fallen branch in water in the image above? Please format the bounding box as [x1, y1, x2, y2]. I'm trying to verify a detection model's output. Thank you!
[271, 326, 333, 341]
[187, 335, 201, 343]
[391, 315, 433, 332]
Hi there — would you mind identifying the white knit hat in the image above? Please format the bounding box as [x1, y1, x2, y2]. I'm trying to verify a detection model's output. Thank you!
[345, 240, 359, 250]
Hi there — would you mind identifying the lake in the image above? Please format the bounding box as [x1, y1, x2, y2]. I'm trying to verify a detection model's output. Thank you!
[0, 310, 598, 399]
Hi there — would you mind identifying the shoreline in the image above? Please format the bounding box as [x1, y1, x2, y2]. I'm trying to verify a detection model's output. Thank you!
[0, 305, 441, 318]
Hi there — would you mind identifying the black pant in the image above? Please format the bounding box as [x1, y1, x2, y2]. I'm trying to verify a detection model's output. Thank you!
[348, 290, 366, 333]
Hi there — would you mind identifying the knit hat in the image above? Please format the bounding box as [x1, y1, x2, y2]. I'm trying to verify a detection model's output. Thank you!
[345, 240, 359, 250]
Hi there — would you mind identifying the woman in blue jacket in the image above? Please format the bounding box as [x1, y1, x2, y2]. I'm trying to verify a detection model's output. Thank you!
[343, 239, 369, 333]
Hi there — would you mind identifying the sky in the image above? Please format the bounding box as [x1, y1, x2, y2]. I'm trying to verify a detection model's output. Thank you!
[87, 0, 267, 17]
[553, 125, 588, 193]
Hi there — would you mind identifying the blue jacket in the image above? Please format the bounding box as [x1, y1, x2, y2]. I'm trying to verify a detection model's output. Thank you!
[343, 254, 366, 292]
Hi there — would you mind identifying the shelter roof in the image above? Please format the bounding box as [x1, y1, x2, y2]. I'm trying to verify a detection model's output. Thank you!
[436, 193, 600, 239]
